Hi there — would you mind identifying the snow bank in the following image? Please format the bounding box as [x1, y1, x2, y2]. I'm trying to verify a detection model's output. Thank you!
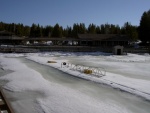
[0, 57, 50, 93]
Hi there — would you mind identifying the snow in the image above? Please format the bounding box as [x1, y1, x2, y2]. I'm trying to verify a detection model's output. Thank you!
[105, 53, 150, 62]
[0, 52, 150, 113]
[26, 52, 150, 100]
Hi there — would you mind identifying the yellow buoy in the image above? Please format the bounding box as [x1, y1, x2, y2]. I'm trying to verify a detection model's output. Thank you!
[47, 61, 57, 63]
[83, 69, 92, 74]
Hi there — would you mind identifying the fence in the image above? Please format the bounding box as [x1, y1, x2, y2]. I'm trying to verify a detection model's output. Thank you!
[0, 47, 39, 53]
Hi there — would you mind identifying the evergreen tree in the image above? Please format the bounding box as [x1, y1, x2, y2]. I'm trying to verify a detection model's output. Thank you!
[122, 22, 138, 41]
[15, 23, 24, 36]
[79, 23, 86, 34]
[96, 26, 101, 34]
[51, 23, 63, 37]
[23, 26, 30, 36]
[63, 26, 72, 37]
[100, 24, 105, 34]
[114, 25, 121, 34]
[30, 23, 37, 37]
[139, 10, 150, 42]
[66, 26, 72, 37]
[109, 24, 117, 34]
[0, 22, 4, 31]
[104, 23, 110, 34]
[43, 25, 53, 37]
[35, 24, 42, 37]
[72, 23, 79, 37]
[88, 23, 96, 34]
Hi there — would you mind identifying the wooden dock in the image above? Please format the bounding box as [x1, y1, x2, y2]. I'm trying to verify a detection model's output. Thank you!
[0, 89, 15, 113]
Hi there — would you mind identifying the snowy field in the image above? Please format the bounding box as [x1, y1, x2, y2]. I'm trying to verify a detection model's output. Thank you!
[0, 52, 150, 113]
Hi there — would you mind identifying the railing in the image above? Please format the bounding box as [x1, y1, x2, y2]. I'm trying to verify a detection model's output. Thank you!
[0, 47, 39, 53]
[0, 36, 26, 40]
[0, 36, 13, 39]
[61, 62, 106, 77]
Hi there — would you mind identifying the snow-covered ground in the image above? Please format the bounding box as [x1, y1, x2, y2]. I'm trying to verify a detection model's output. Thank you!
[26, 52, 150, 100]
[0, 52, 150, 113]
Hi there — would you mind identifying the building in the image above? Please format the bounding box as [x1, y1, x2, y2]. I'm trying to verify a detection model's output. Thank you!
[0, 30, 131, 47]
[78, 34, 131, 47]
[113, 45, 124, 55]
[0, 31, 25, 45]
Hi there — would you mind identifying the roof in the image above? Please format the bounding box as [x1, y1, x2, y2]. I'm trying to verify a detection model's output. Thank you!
[78, 34, 131, 41]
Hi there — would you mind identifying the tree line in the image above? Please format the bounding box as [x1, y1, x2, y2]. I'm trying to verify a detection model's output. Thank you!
[0, 22, 138, 39]
[0, 9, 150, 43]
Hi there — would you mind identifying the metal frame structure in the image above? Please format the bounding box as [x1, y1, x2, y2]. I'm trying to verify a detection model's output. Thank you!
[61, 62, 106, 77]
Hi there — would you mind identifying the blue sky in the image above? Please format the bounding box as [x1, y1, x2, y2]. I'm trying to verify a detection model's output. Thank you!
[1, 0, 150, 28]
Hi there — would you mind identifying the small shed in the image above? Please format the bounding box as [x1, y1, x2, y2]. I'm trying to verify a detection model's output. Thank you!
[113, 45, 124, 55]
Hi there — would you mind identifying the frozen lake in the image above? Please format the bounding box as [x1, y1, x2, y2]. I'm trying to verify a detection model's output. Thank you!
[56, 54, 150, 80]
[8, 58, 150, 113]
[1, 52, 150, 113]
